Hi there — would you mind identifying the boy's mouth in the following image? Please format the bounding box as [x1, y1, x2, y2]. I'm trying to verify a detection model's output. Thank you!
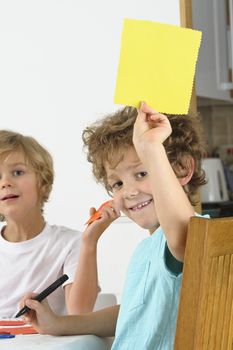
[129, 199, 152, 211]
[1, 194, 19, 201]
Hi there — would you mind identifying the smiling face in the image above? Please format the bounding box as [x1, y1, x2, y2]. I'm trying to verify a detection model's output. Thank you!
[0, 151, 42, 222]
[105, 147, 159, 234]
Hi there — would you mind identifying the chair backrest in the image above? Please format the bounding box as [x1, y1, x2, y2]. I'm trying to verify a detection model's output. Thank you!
[174, 216, 233, 350]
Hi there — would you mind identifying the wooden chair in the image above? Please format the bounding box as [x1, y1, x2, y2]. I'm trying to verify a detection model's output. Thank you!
[174, 216, 233, 350]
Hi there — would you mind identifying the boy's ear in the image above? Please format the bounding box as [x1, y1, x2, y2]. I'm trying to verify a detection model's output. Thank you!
[177, 156, 195, 186]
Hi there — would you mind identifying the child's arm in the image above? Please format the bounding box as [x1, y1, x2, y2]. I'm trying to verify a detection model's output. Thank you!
[23, 296, 119, 337]
[65, 202, 120, 314]
[133, 102, 195, 262]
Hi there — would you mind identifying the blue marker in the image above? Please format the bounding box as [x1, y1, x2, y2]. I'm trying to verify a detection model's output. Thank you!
[0, 334, 15, 339]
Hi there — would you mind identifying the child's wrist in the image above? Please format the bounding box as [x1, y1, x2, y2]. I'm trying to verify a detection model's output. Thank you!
[54, 315, 71, 335]
[81, 236, 98, 251]
[137, 143, 166, 163]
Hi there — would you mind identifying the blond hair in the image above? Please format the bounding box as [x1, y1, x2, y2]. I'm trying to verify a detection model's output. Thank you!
[0, 130, 54, 219]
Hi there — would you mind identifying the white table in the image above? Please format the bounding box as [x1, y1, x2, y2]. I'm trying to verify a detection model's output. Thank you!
[0, 333, 114, 350]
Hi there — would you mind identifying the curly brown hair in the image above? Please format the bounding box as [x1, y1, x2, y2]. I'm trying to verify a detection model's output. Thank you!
[82, 107, 206, 205]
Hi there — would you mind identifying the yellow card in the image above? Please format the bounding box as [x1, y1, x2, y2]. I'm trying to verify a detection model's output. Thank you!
[114, 19, 202, 114]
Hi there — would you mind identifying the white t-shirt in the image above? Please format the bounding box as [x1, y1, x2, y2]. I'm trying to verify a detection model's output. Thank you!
[0, 222, 82, 318]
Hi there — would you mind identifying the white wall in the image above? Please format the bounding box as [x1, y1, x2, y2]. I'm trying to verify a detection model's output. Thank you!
[0, 0, 180, 299]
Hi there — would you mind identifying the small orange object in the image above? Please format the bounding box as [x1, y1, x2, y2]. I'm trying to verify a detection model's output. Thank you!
[85, 200, 113, 225]
[0, 320, 25, 326]
[0, 326, 38, 335]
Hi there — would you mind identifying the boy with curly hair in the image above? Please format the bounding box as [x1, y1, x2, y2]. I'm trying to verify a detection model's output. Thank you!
[22, 102, 206, 350]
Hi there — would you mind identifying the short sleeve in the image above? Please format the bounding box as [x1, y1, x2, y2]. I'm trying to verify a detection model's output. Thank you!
[164, 243, 183, 276]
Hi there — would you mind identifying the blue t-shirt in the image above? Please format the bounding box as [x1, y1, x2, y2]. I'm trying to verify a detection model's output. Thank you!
[111, 226, 183, 350]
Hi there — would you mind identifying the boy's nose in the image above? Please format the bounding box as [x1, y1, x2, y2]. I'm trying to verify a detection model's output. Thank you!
[123, 186, 139, 199]
[1, 182, 11, 189]
[1, 183, 12, 189]
[0, 176, 13, 189]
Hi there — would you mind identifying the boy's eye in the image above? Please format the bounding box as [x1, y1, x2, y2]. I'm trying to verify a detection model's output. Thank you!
[136, 171, 148, 179]
[12, 170, 25, 176]
[111, 181, 123, 190]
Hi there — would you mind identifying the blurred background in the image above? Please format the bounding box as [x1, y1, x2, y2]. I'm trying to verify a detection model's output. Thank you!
[192, 0, 233, 218]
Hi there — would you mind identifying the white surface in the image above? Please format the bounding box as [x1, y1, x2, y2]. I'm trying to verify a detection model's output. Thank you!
[0, 0, 180, 298]
[0, 334, 113, 350]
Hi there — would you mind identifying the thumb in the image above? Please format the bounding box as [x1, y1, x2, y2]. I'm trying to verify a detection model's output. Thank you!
[137, 102, 147, 122]
[26, 299, 43, 313]
[89, 207, 97, 215]
[134, 103, 149, 137]
[19, 292, 38, 309]
[139, 101, 157, 115]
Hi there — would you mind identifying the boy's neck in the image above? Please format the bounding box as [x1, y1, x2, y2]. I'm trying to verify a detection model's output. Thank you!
[1, 215, 45, 242]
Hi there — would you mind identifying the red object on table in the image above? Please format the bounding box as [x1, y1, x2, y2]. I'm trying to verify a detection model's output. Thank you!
[0, 320, 38, 335]
[0, 326, 38, 335]
[0, 320, 25, 326]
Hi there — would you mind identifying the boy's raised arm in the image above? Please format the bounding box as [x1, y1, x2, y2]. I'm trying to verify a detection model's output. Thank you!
[133, 102, 195, 262]
[65, 203, 120, 314]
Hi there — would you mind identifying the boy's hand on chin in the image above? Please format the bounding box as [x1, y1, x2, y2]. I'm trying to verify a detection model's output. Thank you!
[22, 298, 61, 335]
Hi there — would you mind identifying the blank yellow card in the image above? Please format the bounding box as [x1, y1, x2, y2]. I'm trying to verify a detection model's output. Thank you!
[114, 19, 202, 114]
